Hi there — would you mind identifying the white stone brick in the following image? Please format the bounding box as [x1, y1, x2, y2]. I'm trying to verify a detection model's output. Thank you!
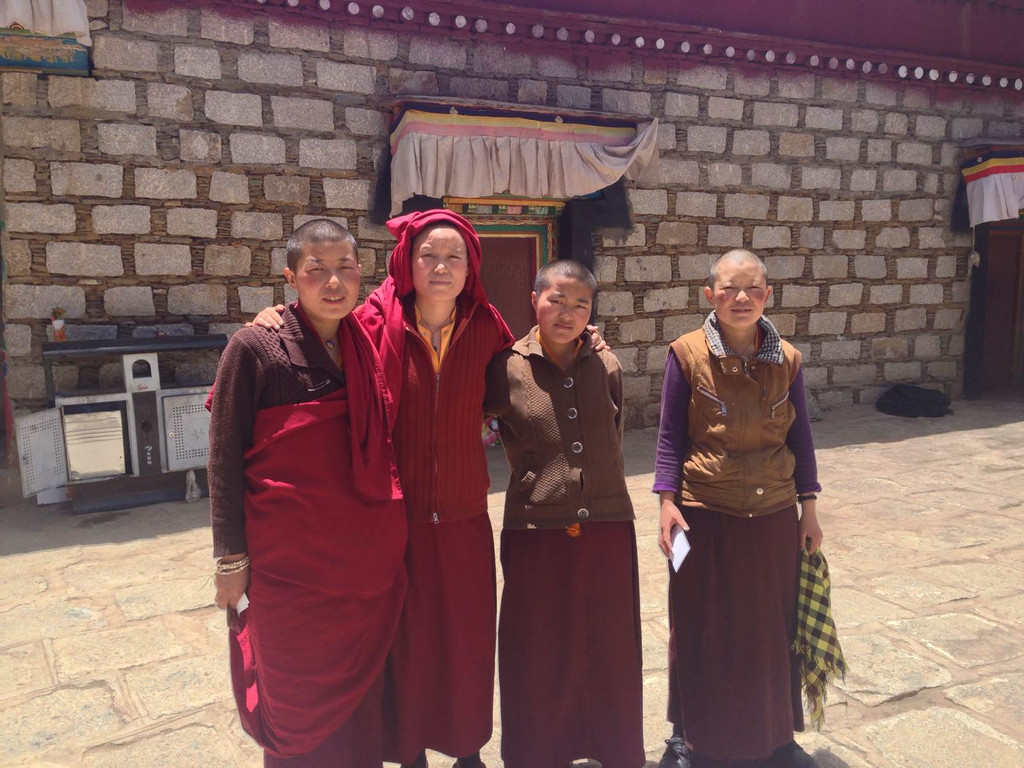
[707, 163, 742, 186]
[628, 189, 668, 215]
[179, 129, 221, 163]
[602, 223, 646, 247]
[322, 178, 371, 210]
[618, 318, 655, 343]
[707, 225, 744, 247]
[951, 118, 983, 139]
[644, 287, 688, 312]
[870, 285, 903, 304]
[4, 240, 32, 276]
[135, 168, 197, 199]
[134, 244, 192, 275]
[752, 226, 791, 249]
[882, 169, 917, 192]
[687, 126, 727, 153]
[771, 314, 797, 337]
[933, 308, 962, 329]
[473, 43, 531, 75]
[167, 285, 228, 315]
[833, 364, 878, 385]
[92, 205, 151, 234]
[230, 133, 286, 165]
[904, 87, 932, 109]
[48, 77, 136, 113]
[832, 229, 866, 249]
[821, 340, 862, 360]
[734, 71, 770, 96]
[4, 285, 86, 319]
[205, 91, 262, 126]
[800, 227, 825, 249]
[779, 132, 815, 157]
[926, 361, 958, 379]
[778, 72, 815, 99]
[237, 52, 303, 87]
[875, 227, 911, 248]
[732, 130, 769, 155]
[918, 227, 946, 248]
[623, 375, 651, 400]
[801, 167, 840, 190]
[782, 285, 819, 307]
[316, 61, 376, 94]
[861, 199, 892, 222]
[238, 286, 275, 314]
[915, 115, 947, 138]
[812, 255, 848, 279]
[825, 137, 860, 161]
[209, 171, 250, 204]
[2, 158, 35, 193]
[805, 106, 843, 130]
[971, 96, 1007, 116]
[538, 55, 576, 78]
[828, 283, 863, 306]
[48, 162, 122, 199]
[268, 17, 329, 52]
[46, 242, 122, 276]
[271, 96, 334, 131]
[147, 83, 193, 120]
[345, 107, 387, 136]
[656, 123, 677, 150]
[884, 112, 909, 135]
[2, 71, 37, 106]
[725, 193, 770, 219]
[935, 255, 957, 278]
[821, 78, 859, 102]
[166, 208, 218, 238]
[231, 212, 283, 241]
[204, 245, 252, 276]
[676, 65, 727, 90]
[200, 9, 254, 45]
[656, 222, 698, 245]
[750, 163, 792, 190]
[1, 117, 81, 152]
[818, 201, 855, 221]
[808, 312, 848, 335]
[777, 197, 813, 222]
[122, 6, 187, 36]
[175, 46, 221, 79]
[854, 255, 887, 278]
[884, 362, 921, 381]
[678, 254, 716, 280]
[664, 92, 699, 117]
[299, 139, 356, 170]
[897, 142, 933, 165]
[850, 169, 877, 191]
[104, 287, 155, 316]
[408, 38, 466, 69]
[600, 291, 634, 316]
[602, 89, 650, 115]
[752, 102, 799, 127]
[93, 36, 159, 72]
[625, 255, 671, 282]
[851, 109, 879, 133]
[910, 284, 943, 304]
[898, 199, 934, 221]
[674, 192, 715, 219]
[764, 255, 805, 279]
[851, 312, 886, 334]
[557, 84, 591, 110]
[343, 28, 398, 60]
[98, 123, 156, 156]
[6, 203, 75, 234]
[517, 79, 547, 105]
[263, 175, 310, 204]
[3, 324, 32, 357]
[895, 257, 928, 279]
[708, 97, 743, 120]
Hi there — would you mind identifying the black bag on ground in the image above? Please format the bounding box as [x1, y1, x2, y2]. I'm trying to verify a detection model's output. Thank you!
[875, 384, 952, 417]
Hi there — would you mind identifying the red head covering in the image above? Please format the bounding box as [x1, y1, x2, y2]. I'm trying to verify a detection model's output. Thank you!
[359, 209, 513, 408]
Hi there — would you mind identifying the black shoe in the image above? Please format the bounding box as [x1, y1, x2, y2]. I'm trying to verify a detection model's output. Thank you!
[658, 734, 692, 768]
[769, 741, 818, 768]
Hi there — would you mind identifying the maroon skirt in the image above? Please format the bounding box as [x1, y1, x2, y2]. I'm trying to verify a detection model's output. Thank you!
[382, 514, 497, 763]
[667, 504, 803, 762]
[499, 521, 645, 768]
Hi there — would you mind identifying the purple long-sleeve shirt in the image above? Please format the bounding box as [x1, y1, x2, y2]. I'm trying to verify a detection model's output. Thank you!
[653, 353, 822, 495]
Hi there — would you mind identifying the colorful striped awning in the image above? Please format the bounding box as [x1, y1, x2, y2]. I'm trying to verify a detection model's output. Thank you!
[962, 150, 1024, 226]
[388, 105, 658, 216]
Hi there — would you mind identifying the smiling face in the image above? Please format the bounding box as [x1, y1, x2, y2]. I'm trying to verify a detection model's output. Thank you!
[284, 241, 360, 333]
[532, 275, 594, 346]
[703, 257, 772, 334]
[410, 225, 469, 306]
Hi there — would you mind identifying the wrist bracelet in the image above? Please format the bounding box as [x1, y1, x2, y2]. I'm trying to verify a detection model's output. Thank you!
[797, 493, 817, 503]
[216, 555, 250, 575]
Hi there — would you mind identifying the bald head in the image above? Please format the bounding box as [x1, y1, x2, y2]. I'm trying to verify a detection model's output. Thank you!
[708, 249, 768, 289]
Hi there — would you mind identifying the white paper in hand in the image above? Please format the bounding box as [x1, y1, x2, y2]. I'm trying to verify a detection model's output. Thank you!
[235, 593, 250, 614]
[670, 525, 690, 573]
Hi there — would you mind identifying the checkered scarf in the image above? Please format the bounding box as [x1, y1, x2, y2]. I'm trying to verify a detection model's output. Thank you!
[792, 549, 847, 730]
[702, 312, 784, 364]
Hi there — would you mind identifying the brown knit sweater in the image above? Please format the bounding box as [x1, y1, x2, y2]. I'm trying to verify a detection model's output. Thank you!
[484, 327, 634, 530]
[207, 307, 345, 557]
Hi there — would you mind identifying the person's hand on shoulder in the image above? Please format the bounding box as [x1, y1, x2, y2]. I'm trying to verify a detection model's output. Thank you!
[586, 325, 610, 352]
[246, 304, 287, 330]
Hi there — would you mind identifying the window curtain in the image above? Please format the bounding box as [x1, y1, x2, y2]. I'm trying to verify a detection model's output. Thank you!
[0, 0, 91, 45]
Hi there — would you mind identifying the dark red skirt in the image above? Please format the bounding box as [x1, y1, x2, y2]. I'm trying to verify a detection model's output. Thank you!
[667, 505, 804, 762]
[263, 674, 385, 768]
[382, 514, 497, 763]
[499, 521, 645, 768]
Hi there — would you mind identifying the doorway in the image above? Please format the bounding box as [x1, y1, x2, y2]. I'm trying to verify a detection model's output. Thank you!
[981, 227, 1024, 391]
[478, 235, 540, 339]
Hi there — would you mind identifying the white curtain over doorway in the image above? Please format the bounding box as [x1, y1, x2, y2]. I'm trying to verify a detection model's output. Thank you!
[0, 0, 91, 45]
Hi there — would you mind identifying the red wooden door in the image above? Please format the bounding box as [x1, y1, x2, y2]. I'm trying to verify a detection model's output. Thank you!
[478, 236, 537, 339]
[982, 231, 1024, 390]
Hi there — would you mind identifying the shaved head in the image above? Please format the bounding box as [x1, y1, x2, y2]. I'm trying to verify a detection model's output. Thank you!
[708, 249, 768, 288]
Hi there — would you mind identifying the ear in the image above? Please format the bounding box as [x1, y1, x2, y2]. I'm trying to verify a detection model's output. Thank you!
[765, 285, 773, 303]
[530, 291, 538, 314]
[702, 285, 714, 304]
[283, 267, 297, 288]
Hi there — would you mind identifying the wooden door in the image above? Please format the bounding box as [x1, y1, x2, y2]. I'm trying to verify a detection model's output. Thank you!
[982, 231, 1024, 390]
[478, 236, 538, 339]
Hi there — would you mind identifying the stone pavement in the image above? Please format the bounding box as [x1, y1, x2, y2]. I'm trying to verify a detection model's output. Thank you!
[1, 400, 1023, 768]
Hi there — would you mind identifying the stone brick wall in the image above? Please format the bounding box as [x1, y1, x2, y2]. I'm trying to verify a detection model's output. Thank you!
[2, 0, 1022, 433]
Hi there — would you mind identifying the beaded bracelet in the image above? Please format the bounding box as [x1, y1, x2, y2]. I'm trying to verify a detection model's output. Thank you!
[215, 555, 250, 575]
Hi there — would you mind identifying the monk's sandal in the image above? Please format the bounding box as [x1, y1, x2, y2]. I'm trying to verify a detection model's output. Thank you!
[658, 734, 692, 768]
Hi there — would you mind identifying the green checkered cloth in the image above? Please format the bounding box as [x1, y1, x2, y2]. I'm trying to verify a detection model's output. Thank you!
[792, 549, 847, 730]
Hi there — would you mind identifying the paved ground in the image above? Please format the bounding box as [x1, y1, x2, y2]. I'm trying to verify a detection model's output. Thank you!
[1, 400, 1023, 768]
